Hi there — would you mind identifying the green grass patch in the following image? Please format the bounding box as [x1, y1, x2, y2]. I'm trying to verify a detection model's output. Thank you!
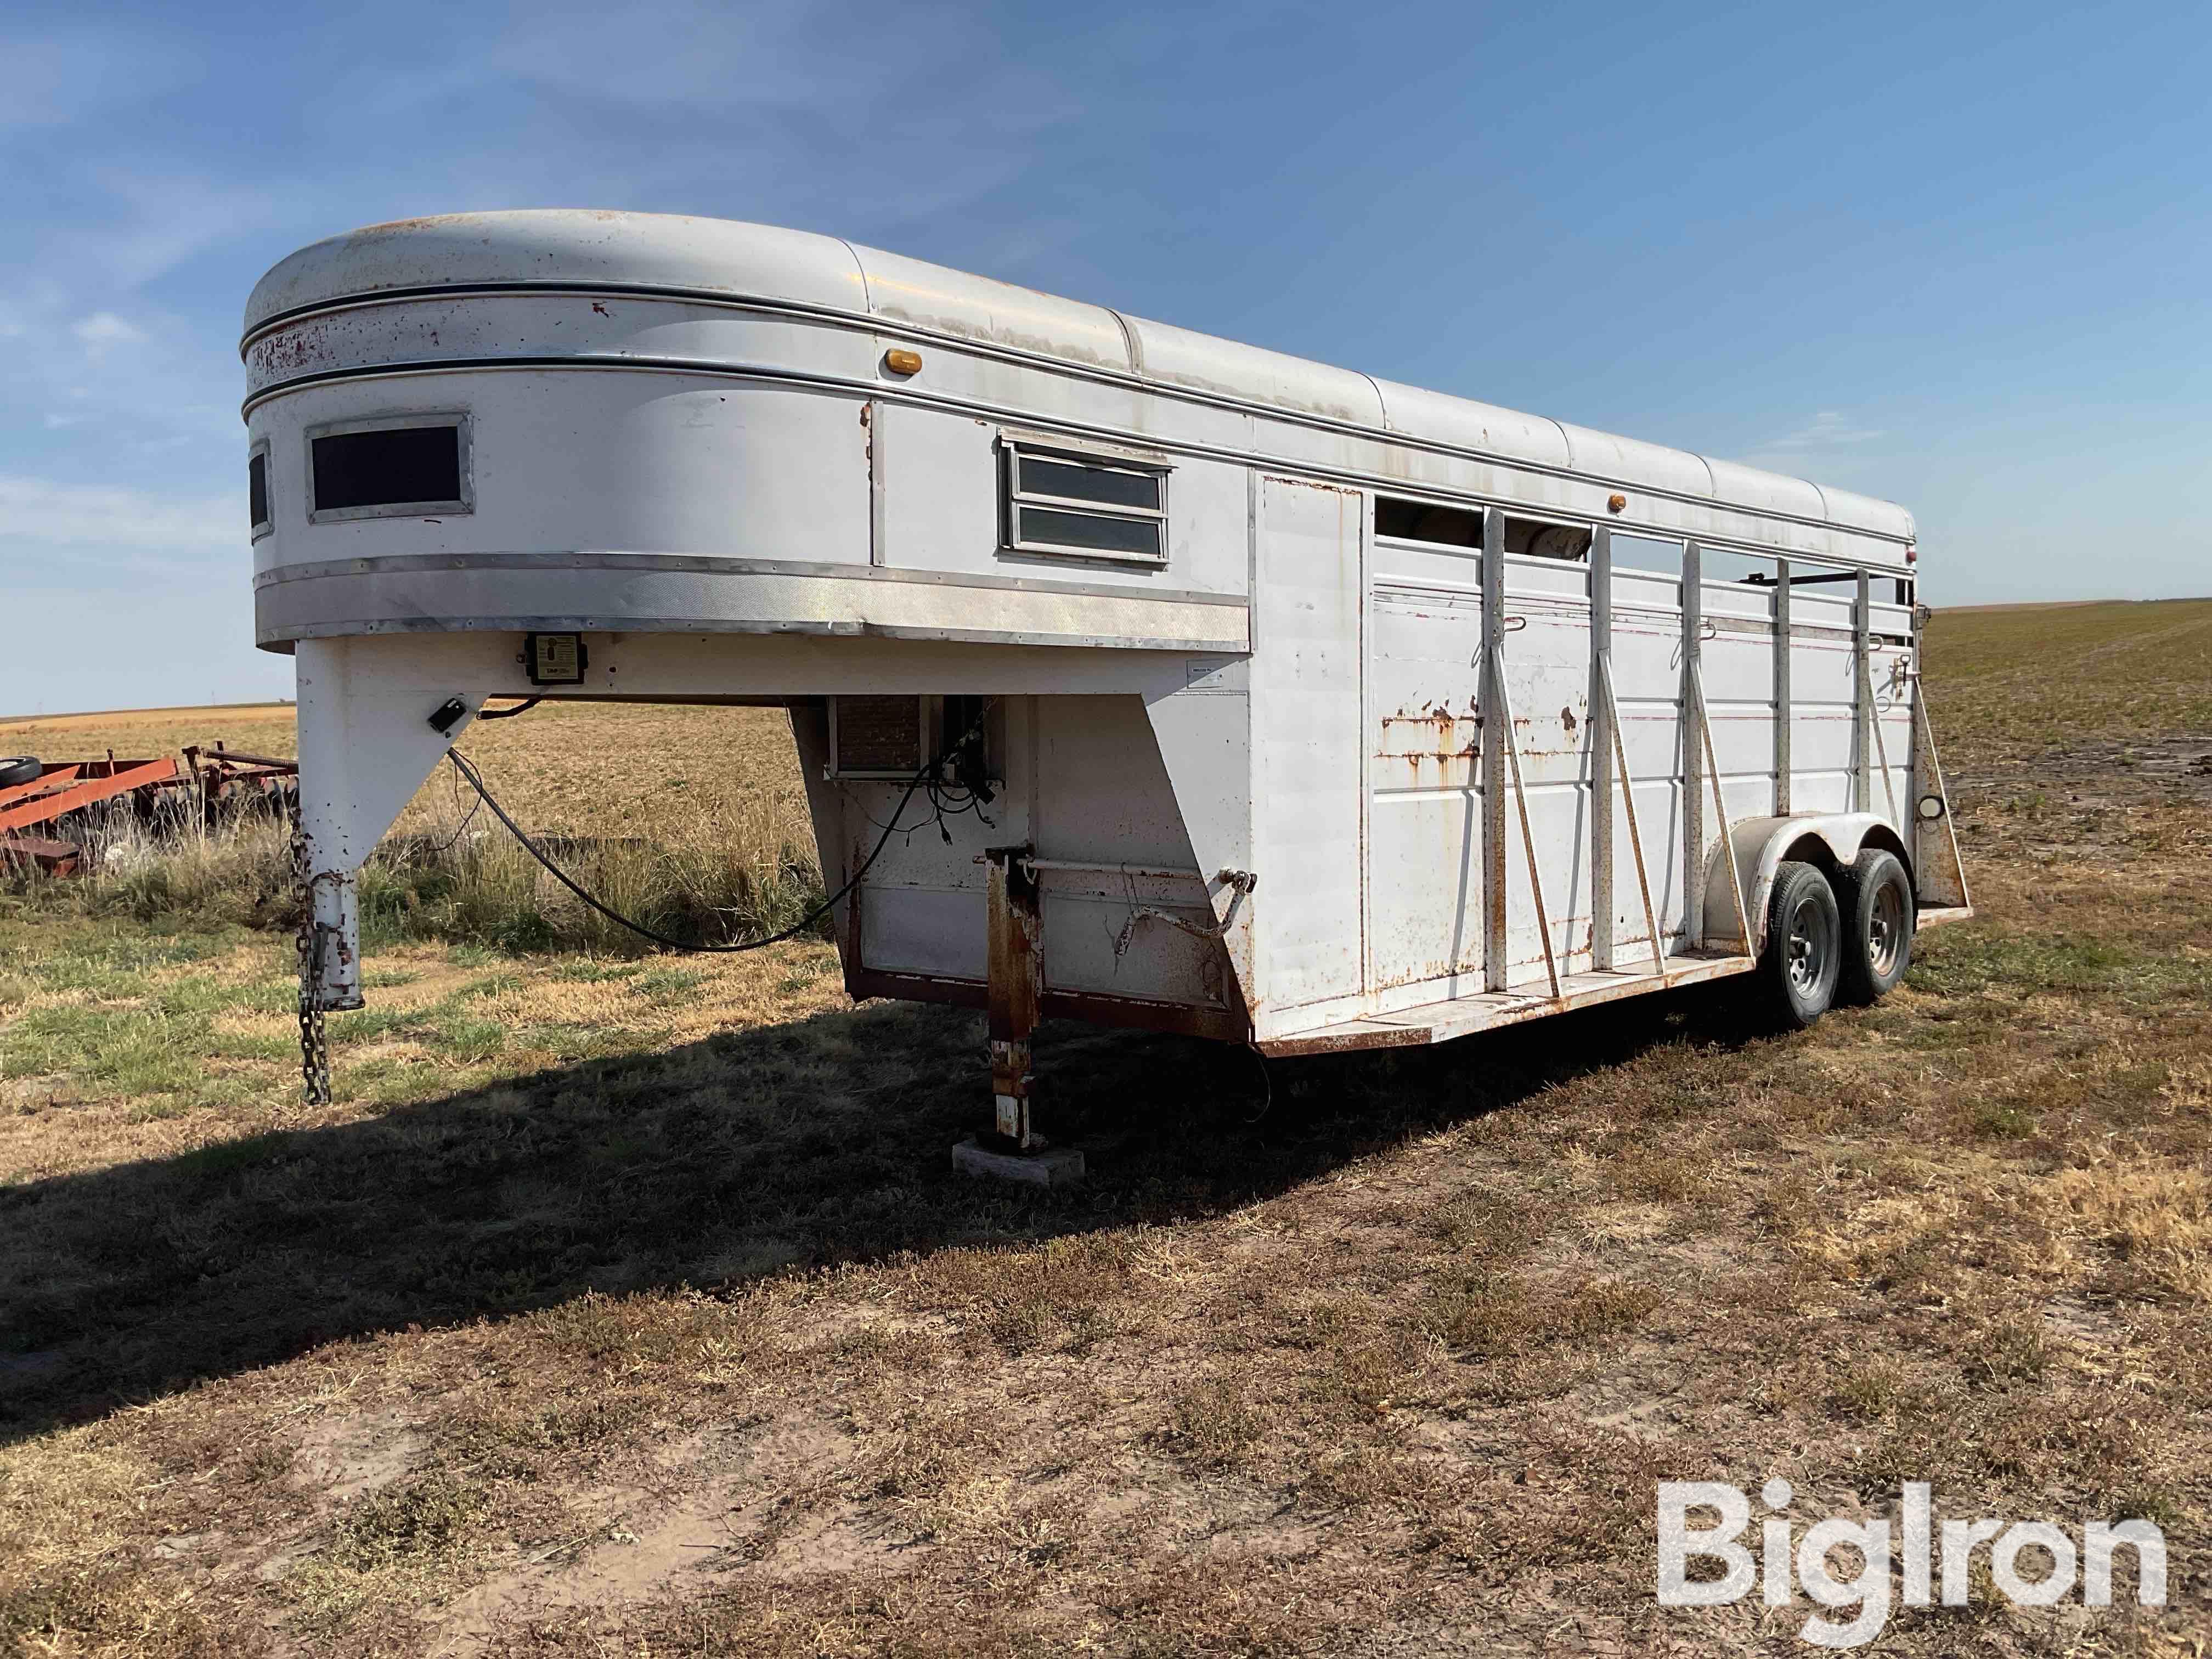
[1910, 927, 2212, 1005]
[549, 961, 639, 983]
[631, 967, 706, 1003]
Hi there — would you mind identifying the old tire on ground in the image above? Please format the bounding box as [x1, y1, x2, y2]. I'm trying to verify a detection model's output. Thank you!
[1834, 847, 1914, 1005]
[1759, 860, 1841, 1029]
[0, 756, 42, 789]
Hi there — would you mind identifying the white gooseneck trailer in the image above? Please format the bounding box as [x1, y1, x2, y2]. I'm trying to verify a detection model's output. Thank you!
[245, 211, 1969, 1167]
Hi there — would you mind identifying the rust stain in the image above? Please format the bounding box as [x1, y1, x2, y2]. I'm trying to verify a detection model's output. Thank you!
[251, 320, 337, 378]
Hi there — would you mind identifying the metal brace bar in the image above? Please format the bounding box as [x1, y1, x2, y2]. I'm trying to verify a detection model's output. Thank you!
[1690, 659, 1754, 957]
[1861, 655, 1901, 827]
[1598, 653, 1668, 984]
[1492, 669, 1562, 1000]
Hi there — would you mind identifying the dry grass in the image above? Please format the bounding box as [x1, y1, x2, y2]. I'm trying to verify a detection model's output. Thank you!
[0, 699, 811, 839]
[2, 605, 2210, 1655]
[3, 703, 823, 957]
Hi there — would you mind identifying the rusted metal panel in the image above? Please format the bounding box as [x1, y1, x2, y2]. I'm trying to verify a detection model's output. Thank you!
[0, 835, 81, 875]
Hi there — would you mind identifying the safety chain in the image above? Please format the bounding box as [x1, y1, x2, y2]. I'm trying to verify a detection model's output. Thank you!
[287, 807, 332, 1108]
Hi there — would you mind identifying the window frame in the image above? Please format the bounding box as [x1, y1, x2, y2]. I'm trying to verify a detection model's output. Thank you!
[998, 430, 1171, 567]
[304, 410, 474, 524]
[1372, 491, 1485, 552]
[248, 438, 273, 541]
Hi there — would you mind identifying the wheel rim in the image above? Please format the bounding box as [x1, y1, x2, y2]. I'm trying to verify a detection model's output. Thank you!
[1866, 881, 1905, 979]
[1785, 894, 1833, 998]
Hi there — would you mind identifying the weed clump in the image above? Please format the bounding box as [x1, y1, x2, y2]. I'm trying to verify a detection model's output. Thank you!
[326, 1472, 485, 1574]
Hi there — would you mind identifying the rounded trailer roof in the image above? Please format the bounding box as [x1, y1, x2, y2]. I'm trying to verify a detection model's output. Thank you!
[245, 210, 1915, 546]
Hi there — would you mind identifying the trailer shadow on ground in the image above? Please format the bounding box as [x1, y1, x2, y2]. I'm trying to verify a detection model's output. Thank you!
[0, 980, 1767, 1446]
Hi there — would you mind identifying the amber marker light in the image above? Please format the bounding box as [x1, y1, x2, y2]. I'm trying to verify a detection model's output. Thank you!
[883, 348, 923, 375]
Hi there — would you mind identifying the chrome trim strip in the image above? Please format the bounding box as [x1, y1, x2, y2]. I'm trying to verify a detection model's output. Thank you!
[257, 614, 1239, 653]
[251, 550, 1248, 606]
[241, 351, 1913, 573]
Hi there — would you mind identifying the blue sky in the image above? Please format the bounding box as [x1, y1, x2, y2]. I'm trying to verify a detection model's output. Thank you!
[3, 1, 2208, 714]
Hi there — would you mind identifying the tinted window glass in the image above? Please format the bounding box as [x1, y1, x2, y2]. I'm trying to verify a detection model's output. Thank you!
[248, 452, 269, 529]
[1016, 507, 1163, 559]
[1017, 454, 1160, 511]
[312, 425, 462, 512]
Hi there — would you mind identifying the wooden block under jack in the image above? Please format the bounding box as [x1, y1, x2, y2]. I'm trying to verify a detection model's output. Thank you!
[951, 1137, 1085, 1187]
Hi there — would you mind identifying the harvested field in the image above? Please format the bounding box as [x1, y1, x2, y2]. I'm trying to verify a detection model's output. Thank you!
[2, 601, 2209, 1656]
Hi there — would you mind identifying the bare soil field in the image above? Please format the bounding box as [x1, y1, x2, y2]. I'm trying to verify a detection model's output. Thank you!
[3, 601, 2210, 1656]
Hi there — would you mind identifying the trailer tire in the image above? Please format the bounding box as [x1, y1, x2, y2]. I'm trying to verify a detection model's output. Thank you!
[1759, 860, 1841, 1029]
[0, 756, 41, 789]
[1834, 848, 1914, 1006]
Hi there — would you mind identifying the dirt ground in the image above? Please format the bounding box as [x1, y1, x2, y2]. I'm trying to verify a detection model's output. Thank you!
[2, 600, 2209, 1656]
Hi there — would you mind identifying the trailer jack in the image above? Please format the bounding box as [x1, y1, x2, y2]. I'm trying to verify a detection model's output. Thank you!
[952, 845, 1084, 1186]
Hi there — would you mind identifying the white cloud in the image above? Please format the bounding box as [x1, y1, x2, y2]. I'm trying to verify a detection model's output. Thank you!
[0, 475, 236, 552]
[72, 310, 145, 348]
[1745, 410, 1888, 456]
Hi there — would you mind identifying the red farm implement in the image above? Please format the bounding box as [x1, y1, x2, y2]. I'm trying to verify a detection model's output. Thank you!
[0, 744, 297, 875]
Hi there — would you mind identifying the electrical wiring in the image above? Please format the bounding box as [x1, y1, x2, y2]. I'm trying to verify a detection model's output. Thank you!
[441, 697, 998, 955]
[444, 747, 932, 954]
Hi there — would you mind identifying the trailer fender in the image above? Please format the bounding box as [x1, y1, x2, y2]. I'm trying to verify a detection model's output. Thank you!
[1702, 814, 1909, 956]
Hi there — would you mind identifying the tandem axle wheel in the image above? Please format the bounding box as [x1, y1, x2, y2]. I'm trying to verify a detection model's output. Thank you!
[1757, 853, 1916, 1029]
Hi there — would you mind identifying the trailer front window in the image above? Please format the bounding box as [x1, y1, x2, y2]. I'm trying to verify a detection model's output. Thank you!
[1002, 436, 1169, 566]
[305, 413, 472, 522]
[247, 446, 270, 538]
